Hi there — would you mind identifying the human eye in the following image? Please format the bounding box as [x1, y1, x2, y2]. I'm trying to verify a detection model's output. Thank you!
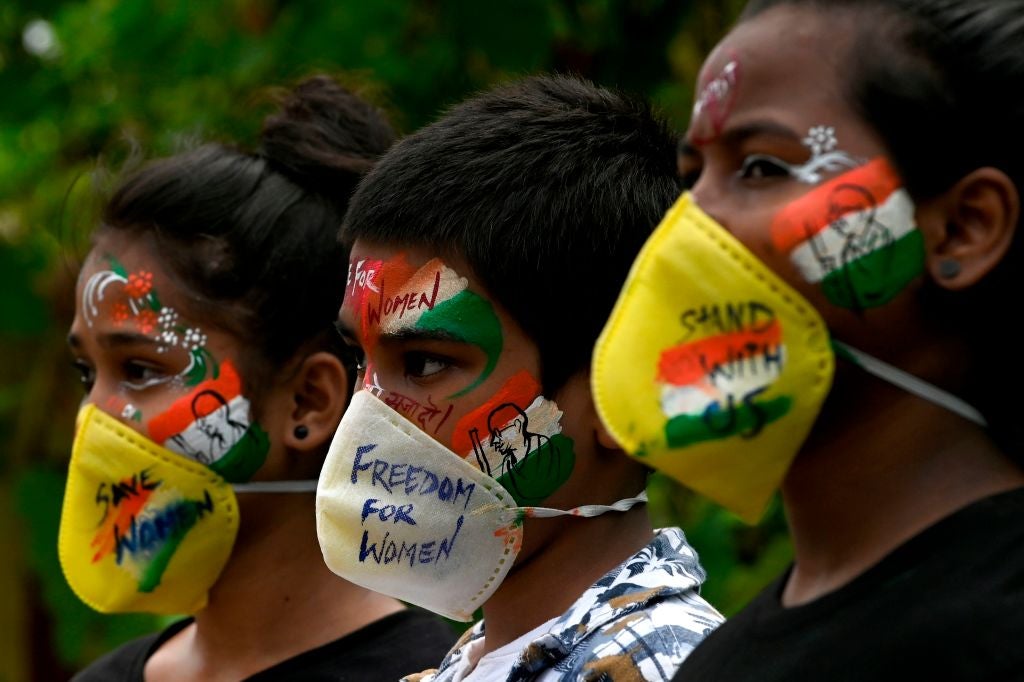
[334, 322, 366, 370]
[121, 360, 173, 391]
[738, 154, 793, 181]
[71, 359, 96, 394]
[404, 351, 451, 380]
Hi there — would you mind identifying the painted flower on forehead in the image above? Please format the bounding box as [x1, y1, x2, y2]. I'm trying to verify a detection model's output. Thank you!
[136, 310, 158, 335]
[124, 270, 154, 298]
[112, 303, 131, 326]
[82, 255, 220, 387]
[803, 126, 837, 157]
[769, 125, 862, 185]
[157, 307, 178, 330]
[182, 329, 207, 352]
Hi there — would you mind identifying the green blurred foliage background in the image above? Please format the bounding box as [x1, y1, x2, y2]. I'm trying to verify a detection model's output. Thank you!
[0, 1, 792, 679]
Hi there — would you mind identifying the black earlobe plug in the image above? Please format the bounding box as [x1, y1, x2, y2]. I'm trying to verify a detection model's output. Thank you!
[938, 259, 962, 279]
[294, 425, 309, 440]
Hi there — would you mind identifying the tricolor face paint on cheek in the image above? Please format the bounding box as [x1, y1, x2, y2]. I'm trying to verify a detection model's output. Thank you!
[450, 370, 575, 506]
[146, 361, 270, 483]
[770, 157, 925, 310]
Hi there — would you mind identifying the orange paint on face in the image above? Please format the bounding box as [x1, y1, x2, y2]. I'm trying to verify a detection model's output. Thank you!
[347, 253, 421, 353]
[770, 157, 900, 254]
[450, 370, 540, 455]
[91, 481, 155, 563]
[146, 361, 243, 444]
[657, 320, 781, 386]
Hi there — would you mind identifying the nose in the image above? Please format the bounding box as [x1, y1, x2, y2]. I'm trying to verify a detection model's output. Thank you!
[689, 174, 733, 235]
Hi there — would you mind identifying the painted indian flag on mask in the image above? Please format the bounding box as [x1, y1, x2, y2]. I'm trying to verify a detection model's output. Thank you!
[771, 157, 925, 310]
[147, 361, 269, 483]
[657, 310, 792, 448]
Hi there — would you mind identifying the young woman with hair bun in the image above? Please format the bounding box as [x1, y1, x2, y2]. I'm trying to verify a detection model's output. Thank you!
[63, 75, 457, 681]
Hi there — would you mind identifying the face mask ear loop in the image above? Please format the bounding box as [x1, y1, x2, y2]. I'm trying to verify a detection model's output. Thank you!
[831, 340, 987, 427]
[519, 490, 649, 519]
[232, 480, 319, 493]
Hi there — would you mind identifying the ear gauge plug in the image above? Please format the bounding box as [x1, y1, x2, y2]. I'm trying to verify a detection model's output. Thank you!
[937, 259, 962, 279]
[294, 425, 309, 440]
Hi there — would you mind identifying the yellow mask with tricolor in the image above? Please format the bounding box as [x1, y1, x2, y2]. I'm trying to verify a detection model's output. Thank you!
[592, 193, 835, 523]
[58, 404, 240, 614]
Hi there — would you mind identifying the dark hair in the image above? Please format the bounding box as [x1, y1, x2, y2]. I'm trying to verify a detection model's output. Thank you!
[341, 74, 681, 393]
[740, 0, 1024, 453]
[99, 75, 395, 396]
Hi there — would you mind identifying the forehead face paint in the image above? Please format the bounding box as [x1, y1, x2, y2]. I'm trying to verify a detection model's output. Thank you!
[82, 256, 218, 388]
[81, 255, 268, 481]
[690, 57, 741, 145]
[771, 157, 925, 310]
[351, 254, 503, 398]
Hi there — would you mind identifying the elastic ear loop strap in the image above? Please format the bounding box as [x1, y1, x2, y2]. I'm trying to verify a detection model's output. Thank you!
[233, 480, 319, 493]
[832, 340, 986, 427]
[513, 490, 649, 519]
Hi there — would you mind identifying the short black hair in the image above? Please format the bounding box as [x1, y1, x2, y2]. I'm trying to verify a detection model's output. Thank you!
[342, 74, 681, 393]
[100, 75, 395, 397]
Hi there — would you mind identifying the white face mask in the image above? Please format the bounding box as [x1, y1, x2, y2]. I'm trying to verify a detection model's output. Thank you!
[315, 391, 647, 621]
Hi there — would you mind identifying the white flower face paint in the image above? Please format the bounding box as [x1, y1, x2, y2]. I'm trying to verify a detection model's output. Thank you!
[743, 125, 862, 185]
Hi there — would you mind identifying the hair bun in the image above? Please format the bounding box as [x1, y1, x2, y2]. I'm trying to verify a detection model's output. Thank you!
[259, 74, 396, 200]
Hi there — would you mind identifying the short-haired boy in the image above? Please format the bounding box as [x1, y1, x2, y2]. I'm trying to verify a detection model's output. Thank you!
[319, 75, 723, 681]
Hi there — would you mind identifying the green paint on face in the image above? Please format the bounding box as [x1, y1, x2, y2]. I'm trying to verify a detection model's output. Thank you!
[183, 347, 219, 387]
[209, 423, 270, 483]
[136, 494, 209, 592]
[665, 396, 792, 448]
[820, 229, 925, 310]
[107, 255, 129, 278]
[496, 433, 575, 506]
[416, 289, 503, 398]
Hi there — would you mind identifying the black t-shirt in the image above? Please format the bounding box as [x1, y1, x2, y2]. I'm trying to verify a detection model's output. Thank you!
[73, 608, 457, 681]
[675, 487, 1024, 682]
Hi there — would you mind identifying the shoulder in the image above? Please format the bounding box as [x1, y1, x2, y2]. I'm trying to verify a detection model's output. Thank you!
[71, 628, 169, 682]
[250, 610, 458, 681]
[554, 593, 723, 681]
[400, 618, 482, 682]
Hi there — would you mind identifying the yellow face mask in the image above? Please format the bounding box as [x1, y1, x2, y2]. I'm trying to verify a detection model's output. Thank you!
[592, 194, 835, 522]
[58, 404, 240, 615]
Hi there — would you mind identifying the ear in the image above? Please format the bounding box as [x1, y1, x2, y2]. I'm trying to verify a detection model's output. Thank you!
[281, 351, 351, 453]
[919, 167, 1020, 290]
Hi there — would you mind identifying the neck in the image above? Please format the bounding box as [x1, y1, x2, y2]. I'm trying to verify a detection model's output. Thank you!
[480, 505, 653, 653]
[780, 382, 1024, 607]
[149, 492, 405, 680]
